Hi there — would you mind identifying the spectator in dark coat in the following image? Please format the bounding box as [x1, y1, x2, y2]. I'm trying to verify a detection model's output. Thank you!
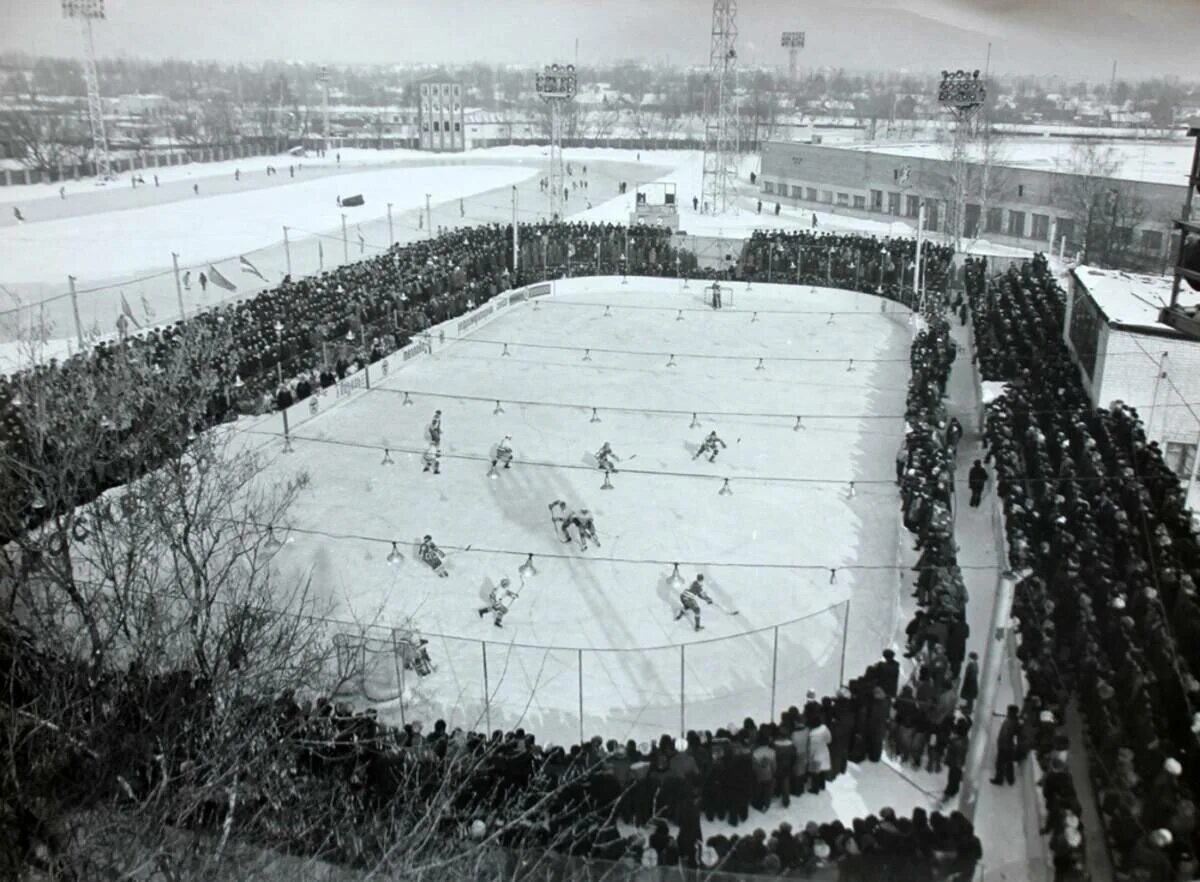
[960, 651, 980, 709]
[991, 704, 1021, 785]
[968, 460, 988, 507]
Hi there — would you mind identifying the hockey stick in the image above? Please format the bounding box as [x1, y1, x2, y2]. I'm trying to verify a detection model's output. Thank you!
[713, 601, 740, 616]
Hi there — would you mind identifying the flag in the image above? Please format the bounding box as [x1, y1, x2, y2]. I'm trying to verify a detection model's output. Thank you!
[120, 292, 142, 330]
[182, 270, 191, 290]
[141, 294, 156, 320]
[239, 255, 267, 282]
[206, 265, 237, 292]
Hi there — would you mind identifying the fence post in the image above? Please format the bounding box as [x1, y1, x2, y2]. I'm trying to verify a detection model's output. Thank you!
[387, 202, 394, 246]
[680, 644, 686, 738]
[283, 226, 292, 277]
[364, 362, 370, 389]
[171, 251, 186, 321]
[67, 275, 85, 349]
[770, 626, 780, 722]
[482, 641, 491, 733]
[393, 630, 407, 728]
[578, 648, 585, 746]
[840, 604, 849, 686]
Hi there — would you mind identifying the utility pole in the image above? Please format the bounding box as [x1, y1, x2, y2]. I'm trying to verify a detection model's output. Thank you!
[318, 65, 331, 153]
[512, 186, 520, 276]
[282, 226, 292, 276]
[386, 203, 394, 246]
[425, 193, 433, 239]
[341, 213, 348, 262]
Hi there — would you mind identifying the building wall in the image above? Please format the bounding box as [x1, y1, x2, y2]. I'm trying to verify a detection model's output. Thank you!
[1062, 273, 1200, 507]
[417, 83, 465, 152]
[759, 141, 1185, 264]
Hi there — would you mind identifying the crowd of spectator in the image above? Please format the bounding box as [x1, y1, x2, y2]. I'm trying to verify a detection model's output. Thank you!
[2, 221, 980, 879]
[738, 230, 956, 307]
[968, 252, 1200, 882]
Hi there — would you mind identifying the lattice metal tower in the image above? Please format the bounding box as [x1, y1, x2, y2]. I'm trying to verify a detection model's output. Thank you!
[701, 0, 738, 215]
[781, 31, 806, 84]
[317, 65, 331, 152]
[937, 69, 986, 250]
[62, 0, 112, 181]
[536, 63, 577, 222]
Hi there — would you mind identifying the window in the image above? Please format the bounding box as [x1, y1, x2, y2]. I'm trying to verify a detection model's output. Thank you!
[906, 195, 920, 218]
[1031, 213, 1050, 241]
[1057, 218, 1075, 245]
[1166, 442, 1197, 480]
[806, 187, 818, 201]
[454, 122, 461, 132]
[871, 189, 883, 211]
[925, 202, 939, 231]
[837, 192, 849, 206]
[791, 184, 803, 198]
[433, 121, 440, 132]
[853, 195, 866, 209]
[1017, 184, 1025, 198]
[887, 192, 901, 215]
[1007, 210, 1026, 238]
[985, 207, 1003, 234]
[1142, 229, 1164, 254]
[763, 181, 775, 194]
[821, 189, 833, 203]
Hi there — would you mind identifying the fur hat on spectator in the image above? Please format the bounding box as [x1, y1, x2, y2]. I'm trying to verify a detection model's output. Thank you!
[1165, 757, 1183, 776]
[1151, 829, 1173, 848]
[813, 841, 831, 860]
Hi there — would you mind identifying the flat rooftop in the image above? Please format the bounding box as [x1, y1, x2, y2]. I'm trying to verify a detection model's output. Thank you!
[1073, 265, 1200, 335]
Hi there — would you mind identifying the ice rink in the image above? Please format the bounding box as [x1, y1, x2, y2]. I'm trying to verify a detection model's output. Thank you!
[241, 277, 911, 745]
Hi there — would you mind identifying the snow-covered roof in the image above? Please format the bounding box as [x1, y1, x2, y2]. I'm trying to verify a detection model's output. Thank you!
[1074, 265, 1199, 334]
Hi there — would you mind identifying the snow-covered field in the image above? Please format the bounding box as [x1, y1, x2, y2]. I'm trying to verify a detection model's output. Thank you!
[0, 165, 536, 283]
[237, 277, 909, 749]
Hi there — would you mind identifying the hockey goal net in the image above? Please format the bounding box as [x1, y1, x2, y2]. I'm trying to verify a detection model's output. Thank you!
[702, 283, 734, 308]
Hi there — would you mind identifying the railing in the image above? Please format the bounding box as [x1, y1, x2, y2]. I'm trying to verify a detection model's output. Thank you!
[333, 599, 851, 747]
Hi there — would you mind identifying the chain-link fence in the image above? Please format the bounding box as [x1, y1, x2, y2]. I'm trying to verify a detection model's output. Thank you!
[333, 599, 851, 747]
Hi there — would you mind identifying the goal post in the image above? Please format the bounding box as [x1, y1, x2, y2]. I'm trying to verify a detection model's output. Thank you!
[703, 282, 734, 308]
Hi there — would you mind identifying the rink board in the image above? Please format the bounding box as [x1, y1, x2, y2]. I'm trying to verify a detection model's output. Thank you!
[255, 277, 911, 744]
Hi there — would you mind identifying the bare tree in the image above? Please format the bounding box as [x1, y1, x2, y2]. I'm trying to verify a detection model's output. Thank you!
[1051, 141, 1150, 267]
[0, 106, 89, 173]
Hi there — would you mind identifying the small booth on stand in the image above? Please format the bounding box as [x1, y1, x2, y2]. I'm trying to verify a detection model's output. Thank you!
[630, 182, 680, 233]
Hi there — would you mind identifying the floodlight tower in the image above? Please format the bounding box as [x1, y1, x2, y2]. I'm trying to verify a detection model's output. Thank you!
[62, 0, 112, 181]
[535, 63, 577, 222]
[937, 69, 986, 250]
[702, 0, 739, 215]
[317, 65, 331, 152]
[780, 31, 806, 83]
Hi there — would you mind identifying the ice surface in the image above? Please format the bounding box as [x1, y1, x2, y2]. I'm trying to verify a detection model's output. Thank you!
[246, 277, 910, 746]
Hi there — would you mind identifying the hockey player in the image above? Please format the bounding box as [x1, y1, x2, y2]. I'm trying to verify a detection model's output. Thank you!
[693, 430, 728, 462]
[549, 500, 575, 543]
[418, 535, 449, 577]
[477, 577, 517, 628]
[428, 410, 442, 448]
[595, 442, 621, 474]
[674, 574, 714, 631]
[491, 434, 514, 471]
[573, 509, 600, 551]
[422, 444, 441, 474]
[709, 281, 722, 310]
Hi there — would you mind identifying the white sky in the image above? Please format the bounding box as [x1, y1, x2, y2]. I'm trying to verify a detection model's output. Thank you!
[1, 0, 1197, 79]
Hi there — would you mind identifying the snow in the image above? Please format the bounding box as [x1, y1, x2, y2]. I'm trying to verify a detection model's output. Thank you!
[1073, 265, 1190, 332]
[840, 138, 1194, 186]
[0, 165, 536, 283]
[240, 276, 911, 749]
